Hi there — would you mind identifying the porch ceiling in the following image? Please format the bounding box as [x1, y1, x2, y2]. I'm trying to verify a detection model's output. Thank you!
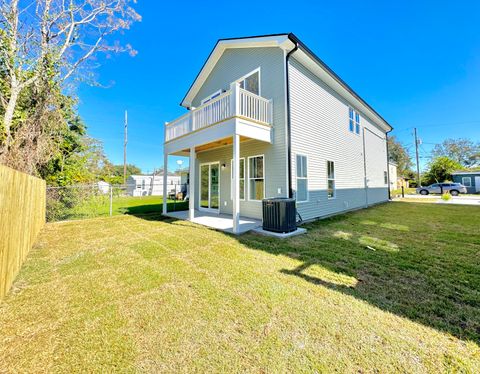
[171, 136, 251, 155]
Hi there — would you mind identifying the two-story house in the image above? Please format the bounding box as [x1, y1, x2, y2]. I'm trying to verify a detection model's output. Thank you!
[162, 33, 392, 234]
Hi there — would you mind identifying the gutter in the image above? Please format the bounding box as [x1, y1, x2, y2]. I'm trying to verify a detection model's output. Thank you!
[362, 128, 369, 207]
[285, 34, 299, 198]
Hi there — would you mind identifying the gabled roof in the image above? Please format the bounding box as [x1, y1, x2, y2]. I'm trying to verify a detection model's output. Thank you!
[180, 34, 294, 108]
[180, 33, 392, 132]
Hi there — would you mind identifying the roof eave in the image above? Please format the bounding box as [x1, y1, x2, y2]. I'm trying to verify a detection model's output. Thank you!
[179, 33, 393, 133]
[287, 33, 393, 132]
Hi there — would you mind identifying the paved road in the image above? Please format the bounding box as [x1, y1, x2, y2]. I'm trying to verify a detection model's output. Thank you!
[395, 194, 480, 206]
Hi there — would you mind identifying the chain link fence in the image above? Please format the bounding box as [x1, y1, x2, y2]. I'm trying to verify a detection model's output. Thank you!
[46, 183, 189, 222]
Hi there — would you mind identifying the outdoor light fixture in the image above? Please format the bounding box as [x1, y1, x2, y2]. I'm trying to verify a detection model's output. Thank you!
[221, 163, 226, 170]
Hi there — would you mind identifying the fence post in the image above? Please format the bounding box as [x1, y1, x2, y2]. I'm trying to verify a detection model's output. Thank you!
[401, 185, 404, 198]
[109, 185, 113, 216]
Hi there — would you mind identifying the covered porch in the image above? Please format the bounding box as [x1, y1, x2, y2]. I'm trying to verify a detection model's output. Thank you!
[162, 82, 272, 234]
[165, 210, 261, 234]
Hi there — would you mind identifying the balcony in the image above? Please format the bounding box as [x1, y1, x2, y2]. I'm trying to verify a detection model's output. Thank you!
[165, 83, 273, 144]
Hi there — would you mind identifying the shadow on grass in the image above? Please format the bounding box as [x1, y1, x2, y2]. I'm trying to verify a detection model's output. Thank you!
[124, 201, 188, 219]
[237, 203, 480, 344]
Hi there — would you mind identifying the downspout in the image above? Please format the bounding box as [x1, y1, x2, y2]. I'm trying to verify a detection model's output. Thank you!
[362, 127, 369, 207]
[285, 36, 299, 198]
[386, 130, 392, 200]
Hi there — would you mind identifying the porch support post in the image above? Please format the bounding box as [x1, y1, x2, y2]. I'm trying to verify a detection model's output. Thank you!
[162, 152, 168, 215]
[232, 134, 240, 234]
[189, 146, 196, 221]
[230, 81, 240, 117]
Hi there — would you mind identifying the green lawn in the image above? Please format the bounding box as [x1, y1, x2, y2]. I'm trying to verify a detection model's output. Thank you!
[47, 195, 188, 221]
[391, 187, 416, 195]
[1, 202, 479, 372]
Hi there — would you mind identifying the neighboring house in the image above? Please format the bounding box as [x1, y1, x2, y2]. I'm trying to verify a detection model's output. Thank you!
[451, 171, 480, 194]
[127, 174, 181, 197]
[163, 33, 392, 233]
[388, 161, 398, 191]
[97, 181, 111, 194]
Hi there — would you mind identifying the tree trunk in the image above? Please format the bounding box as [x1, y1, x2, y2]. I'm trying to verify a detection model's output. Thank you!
[3, 87, 20, 150]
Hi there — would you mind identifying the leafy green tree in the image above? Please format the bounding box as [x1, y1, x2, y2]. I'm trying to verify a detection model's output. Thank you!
[107, 164, 142, 185]
[432, 138, 480, 168]
[388, 136, 412, 176]
[0, 0, 140, 175]
[43, 136, 112, 186]
[422, 156, 462, 185]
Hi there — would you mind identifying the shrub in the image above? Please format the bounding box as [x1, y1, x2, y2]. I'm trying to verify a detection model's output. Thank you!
[441, 193, 452, 201]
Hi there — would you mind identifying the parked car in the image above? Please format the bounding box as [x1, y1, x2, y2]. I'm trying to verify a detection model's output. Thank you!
[416, 183, 467, 196]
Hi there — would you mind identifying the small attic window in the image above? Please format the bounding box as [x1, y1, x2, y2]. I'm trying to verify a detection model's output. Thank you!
[201, 89, 222, 105]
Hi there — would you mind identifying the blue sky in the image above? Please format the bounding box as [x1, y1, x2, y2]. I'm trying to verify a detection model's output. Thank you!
[77, 0, 480, 173]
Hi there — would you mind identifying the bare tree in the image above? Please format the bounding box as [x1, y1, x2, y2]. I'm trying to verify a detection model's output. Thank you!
[0, 0, 140, 154]
[432, 138, 480, 168]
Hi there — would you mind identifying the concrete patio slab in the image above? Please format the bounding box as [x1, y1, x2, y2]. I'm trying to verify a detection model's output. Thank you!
[165, 210, 261, 234]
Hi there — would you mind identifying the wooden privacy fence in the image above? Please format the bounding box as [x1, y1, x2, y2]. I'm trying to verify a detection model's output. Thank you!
[0, 164, 46, 299]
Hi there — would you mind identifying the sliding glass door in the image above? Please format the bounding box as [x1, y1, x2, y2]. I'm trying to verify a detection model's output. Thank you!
[199, 162, 219, 212]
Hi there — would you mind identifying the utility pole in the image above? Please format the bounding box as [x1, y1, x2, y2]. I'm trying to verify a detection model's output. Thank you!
[414, 127, 421, 187]
[123, 110, 128, 186]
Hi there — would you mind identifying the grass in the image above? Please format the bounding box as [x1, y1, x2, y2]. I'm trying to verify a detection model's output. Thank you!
[391, 187, 416, 195]
[48, 195, 188, 221]
[395, 197, 438, 203]
[1, 202, 479, 372]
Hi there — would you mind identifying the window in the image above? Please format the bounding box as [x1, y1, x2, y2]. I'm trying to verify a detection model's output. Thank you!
[349, 108, 361, 134]
[462, 177, 472, 187]
[384, 171, 388, 185]
[349, 108, 354, 132]
[231, 158, 245, 200]
[327, 161, 335, 198]
[296, 155, 308, 202]
[201, 90, 222, 105]
[248, 155, 264, 200]
[238, 69, 260, 95]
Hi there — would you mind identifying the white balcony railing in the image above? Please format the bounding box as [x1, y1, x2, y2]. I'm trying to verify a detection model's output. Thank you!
[165, 83, 272, 142]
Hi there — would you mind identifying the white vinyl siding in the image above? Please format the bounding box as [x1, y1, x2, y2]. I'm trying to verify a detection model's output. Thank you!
[191, 47, 288, 219]
[231, 158, 245, 200]
[296, 154, 308, 202]
[288, 57, 388, 221]
[248, 155, 264, 201]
